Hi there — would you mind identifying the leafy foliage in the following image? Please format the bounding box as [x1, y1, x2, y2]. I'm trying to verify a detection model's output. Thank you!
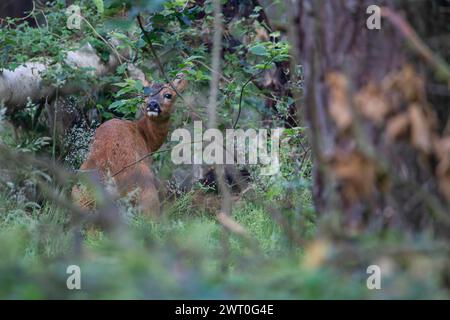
[0, 0, 448, 300]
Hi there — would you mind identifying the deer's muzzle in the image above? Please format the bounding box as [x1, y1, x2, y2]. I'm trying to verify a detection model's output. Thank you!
[147, 101, 161, 117]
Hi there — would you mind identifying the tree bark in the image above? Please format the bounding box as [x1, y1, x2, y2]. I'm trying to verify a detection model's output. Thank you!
[292, 0, 450, 236]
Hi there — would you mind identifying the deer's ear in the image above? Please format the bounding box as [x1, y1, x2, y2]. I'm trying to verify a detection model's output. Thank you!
[172, 73, 188, 93]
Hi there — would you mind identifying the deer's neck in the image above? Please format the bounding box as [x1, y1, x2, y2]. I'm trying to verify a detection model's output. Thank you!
[137, 116, 171, 153]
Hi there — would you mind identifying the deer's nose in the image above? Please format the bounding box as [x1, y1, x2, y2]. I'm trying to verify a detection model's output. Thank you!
[147, 101, 161, 113]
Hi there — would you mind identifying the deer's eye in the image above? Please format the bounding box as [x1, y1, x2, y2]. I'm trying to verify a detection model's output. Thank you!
[164, 93, 173, 99]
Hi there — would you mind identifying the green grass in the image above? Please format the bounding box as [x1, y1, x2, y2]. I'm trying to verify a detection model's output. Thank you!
[0, 186, 331, 299]
[1, 185, 448, 299]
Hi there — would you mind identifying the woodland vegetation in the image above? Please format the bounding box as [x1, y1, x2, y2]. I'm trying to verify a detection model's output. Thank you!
[0, 0, 449, 299]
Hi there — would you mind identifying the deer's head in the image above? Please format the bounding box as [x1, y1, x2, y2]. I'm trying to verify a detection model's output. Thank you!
[142, 73, 188, 120]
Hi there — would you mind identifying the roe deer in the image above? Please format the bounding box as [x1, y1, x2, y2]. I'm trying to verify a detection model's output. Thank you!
[72, 73, 188, 215]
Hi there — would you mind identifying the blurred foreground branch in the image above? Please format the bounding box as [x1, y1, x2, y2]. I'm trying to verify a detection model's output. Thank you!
[382, 7, 450, 83]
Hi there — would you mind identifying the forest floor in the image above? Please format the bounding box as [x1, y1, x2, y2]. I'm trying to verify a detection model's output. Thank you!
[1, 176, 448, 299]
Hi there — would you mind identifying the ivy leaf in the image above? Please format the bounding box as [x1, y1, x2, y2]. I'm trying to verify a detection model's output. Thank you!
[249, 44, 268, 56]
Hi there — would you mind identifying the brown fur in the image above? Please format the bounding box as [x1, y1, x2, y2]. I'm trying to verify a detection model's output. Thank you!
[72, 74, 188, 215]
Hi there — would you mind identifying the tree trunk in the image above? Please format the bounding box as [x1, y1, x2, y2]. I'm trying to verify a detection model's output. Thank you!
[292, 0, 450, 236]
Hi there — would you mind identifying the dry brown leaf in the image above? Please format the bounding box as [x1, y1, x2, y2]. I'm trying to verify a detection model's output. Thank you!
[438, 174, 450, 201]
[255, 27, 269, 42]
[217, 212, 249, 236]
[302, 240, 330, 270]
[386, 112, 410, 141]
[354, 82, 391, 124]
[326, 72, 353, 131]
[263, 68, 278, 87]
[386, 65, 426, 103]
[329, 151, 377, 203]
[409, 103, 432, 154]
[434, 136, 450, 200]
[401, 65, 426, 102]
[434, 136, 450, 161]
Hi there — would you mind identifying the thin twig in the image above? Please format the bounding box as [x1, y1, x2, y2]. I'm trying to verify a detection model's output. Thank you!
[16, 1, 36, 22]
[232, 57, 275, 129]
[137, 14, 171, 84]
[136, 14, 188, 103]
[52, 90, 58, 167]
[81, 16, 129, 68]
[108, 139, 203, 178]
[382, 7, 450, 82]
[180, 50, 232, 84]
[207, 0, 236, 272]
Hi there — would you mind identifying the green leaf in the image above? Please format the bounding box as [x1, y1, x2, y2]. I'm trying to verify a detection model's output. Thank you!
[116, 87, 134, 96]
[113, 82, 128, 88]
[249, 44, 268, 56]
[109, 100, 126, 110]
[134, 80, 143, 92]
[269, 31, 281, 38]
[116, 63, 127, 75]
[92, 0, 104, 15]
[111, 32, 129, 42]
[273, 54, 291, 62]
[253, 6, 263, 13]
[185, 55, 204, 62]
